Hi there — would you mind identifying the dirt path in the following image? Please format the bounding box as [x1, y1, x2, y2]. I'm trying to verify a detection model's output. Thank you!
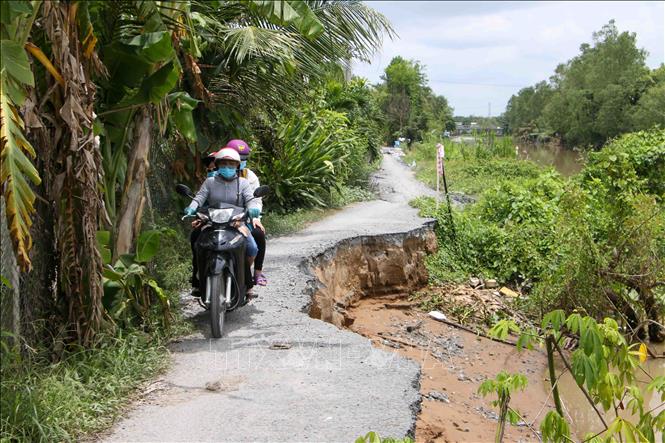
[105, 151, 437, 442]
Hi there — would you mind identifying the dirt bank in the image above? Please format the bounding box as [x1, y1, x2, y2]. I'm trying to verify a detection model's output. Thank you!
[306, 225, 437, 327]
[304, 217, 552, 442]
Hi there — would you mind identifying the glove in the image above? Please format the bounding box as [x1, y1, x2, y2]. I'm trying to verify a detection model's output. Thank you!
[184, 207, 197, 216]
[248, 208, 261, 219]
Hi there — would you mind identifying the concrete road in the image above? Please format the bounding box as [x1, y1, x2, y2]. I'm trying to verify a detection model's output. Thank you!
[105, 151, 435, 442]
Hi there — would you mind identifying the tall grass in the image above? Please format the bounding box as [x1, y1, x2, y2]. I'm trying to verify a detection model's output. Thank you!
[404, 134, 544, 195]
[1, 332, 169, 442]
[1, 214, 193, 442]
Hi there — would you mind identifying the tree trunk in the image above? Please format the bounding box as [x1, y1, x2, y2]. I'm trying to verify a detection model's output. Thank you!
[42, 1, 107, 345]
[114, 107, 152, 257]
[0, 199, 20, 340]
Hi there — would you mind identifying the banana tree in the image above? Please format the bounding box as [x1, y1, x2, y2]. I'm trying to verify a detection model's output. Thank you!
[89, 0, 200, 257]
[1, 0, 111, 343]
[0, 1, 43, 271]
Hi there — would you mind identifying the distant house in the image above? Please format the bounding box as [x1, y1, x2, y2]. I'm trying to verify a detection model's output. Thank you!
[455, 121, 503, 136]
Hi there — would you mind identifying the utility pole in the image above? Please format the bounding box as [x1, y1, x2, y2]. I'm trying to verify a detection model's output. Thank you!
[488, 102, 493, 149]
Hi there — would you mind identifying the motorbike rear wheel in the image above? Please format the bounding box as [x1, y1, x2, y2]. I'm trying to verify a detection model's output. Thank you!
[208, 273, 227, 338]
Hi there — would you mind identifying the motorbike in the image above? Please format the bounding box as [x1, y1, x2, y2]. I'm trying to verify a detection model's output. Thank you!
[176, 183, 270, 338]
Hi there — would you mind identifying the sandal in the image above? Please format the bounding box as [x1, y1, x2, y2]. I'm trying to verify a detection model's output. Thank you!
[254, 273, 268, 286]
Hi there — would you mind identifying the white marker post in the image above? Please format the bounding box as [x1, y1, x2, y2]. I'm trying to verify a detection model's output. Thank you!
[436, 143, 444, 211]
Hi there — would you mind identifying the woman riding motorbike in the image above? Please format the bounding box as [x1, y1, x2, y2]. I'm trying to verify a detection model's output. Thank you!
[224, 139, 268, 286]
[186, 148, 260, 297]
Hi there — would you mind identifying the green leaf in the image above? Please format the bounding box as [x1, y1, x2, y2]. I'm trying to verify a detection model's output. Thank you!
[565, 313, 583, 334]
[489, 319, 520, 340]
[507, 409, 521, 425]
[288, 1, 325, 39]
[96, 230, 111, 247]
[0, 274, 13, 289]
[0, 40, 34, 87]
[141, 61, 180, 104]
[136, 230, 162, 263]
[102, 265, 124, 282]
[0, 1, 33, 26]
[572, 350, 597, 390]
[96, 231, 112, 264]
[541, 309, 565, 331]
[118, 254, 136, 268]
[147, 278, 168, 302]
[647, 375, 665, 402]
[126, 31, 174, 64]
[168, 92, 199, 142]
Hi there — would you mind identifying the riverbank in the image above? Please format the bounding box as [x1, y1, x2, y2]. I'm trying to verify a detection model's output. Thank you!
[403, 129, 665, 441]
[347, 294, 550, 442]
[402, 138, 546, 197]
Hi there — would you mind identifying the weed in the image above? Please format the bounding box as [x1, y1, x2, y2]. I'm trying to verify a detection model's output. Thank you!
[0, 332, 170, 442]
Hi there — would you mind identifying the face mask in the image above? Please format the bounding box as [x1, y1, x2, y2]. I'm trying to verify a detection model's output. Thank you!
[207, 170, 216, 178]
[217, 166, 237, 180]
[239, 160, 247, 170]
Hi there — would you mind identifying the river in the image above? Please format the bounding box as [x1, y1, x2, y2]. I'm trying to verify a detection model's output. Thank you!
[555, 342, 664, 440]
[450, 136, 586, 176]
[517, 142, 585, 176]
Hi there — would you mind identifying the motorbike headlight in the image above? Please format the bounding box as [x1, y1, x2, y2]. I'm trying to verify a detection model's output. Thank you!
[208, 208, 234, 224]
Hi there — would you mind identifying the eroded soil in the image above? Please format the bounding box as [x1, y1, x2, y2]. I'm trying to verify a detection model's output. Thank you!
[346, 295, 553, 443]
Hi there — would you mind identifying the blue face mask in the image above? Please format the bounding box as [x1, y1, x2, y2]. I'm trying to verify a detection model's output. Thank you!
[239, 160, 247, 171]
[207, 170, 216, 178]
[217, 166, 237, 180]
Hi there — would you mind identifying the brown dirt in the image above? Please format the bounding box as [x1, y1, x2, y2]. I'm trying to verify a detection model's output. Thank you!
[346, 295, 553, 443]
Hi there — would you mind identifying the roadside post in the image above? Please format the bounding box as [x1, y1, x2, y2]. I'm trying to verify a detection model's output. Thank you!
[436, 143, 456, 239]
[436, 143, 443, 211]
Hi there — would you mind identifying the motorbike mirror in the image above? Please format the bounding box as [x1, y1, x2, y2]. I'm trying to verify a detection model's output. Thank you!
[175, 184, 195, 199]
[253, 185, 270, 198]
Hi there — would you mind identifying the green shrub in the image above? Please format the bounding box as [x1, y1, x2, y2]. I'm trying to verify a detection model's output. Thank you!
[581, 128, 665, 201]
[1, 332, 169, 441]
[417, 129, 665, 333]
[414, 172, 563, 284]
[254, 109, 354, 211]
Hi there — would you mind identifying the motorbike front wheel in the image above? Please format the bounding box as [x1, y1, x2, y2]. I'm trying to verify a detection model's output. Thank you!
[208, 273, 228, 338]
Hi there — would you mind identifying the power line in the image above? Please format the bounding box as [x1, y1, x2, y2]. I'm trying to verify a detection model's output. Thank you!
[430, 79, 526, 88]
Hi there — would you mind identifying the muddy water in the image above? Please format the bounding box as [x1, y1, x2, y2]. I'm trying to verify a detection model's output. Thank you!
[555, 343, 665, 440]
[517, 142, 585, 176]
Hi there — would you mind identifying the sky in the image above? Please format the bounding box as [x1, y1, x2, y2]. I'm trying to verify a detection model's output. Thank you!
[352, 1, 665, 117]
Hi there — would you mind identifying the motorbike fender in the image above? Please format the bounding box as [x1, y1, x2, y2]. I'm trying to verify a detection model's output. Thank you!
[208, 254, 232, 276]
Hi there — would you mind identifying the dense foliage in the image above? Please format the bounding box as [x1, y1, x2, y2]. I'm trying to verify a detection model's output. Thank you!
[251, 78, 384, 211]
[375, 56, 454, 144]
[504, 21, 664, 147]
[1, 0, 392, 345]
[415, 129, 665, 340]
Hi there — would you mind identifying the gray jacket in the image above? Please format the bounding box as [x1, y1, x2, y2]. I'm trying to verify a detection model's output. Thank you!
[187, 176, 260, 211]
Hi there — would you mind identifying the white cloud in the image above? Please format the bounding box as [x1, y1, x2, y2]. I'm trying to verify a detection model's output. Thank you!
[353, 1, 665, 115]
